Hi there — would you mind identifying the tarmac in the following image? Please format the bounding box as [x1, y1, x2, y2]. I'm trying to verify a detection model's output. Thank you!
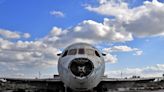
[108, 90, 164, 92]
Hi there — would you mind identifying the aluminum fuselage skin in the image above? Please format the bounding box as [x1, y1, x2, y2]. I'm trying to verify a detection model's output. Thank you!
[58, 43, 105, 91]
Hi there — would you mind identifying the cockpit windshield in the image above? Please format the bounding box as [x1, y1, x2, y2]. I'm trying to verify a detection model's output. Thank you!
[68, 49, 77, 55]
[62, 48, 100, 57]
[78, 48, 85, 54]
[86, 49, 94, 56]
[62, 50, 68, 57]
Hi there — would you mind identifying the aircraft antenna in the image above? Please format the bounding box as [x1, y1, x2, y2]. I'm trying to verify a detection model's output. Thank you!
[39, 71, 41, 79]
[121, 71, 123, 78]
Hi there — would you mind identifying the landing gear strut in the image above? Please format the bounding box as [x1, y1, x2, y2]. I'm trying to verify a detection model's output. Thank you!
[64, 85, 72, 92]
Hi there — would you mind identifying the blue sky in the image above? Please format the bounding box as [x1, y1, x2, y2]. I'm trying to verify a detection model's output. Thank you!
[0, 0, 164, 78]
[0, 0, 104, 39]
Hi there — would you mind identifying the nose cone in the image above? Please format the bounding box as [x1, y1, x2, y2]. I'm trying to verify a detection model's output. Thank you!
[69, 58, 94, 78]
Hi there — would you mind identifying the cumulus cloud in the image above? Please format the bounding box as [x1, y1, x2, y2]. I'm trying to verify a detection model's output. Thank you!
[105, 64, 164, 78]
[86, 0, 164, 37]
[50, 10, 65, 17]
[104, 54, 118, 63]
[103, 45, 143, 56]
[43, 19, 133, 48]
[0, 29, 61, 78]
[134, 50, 143, 56]
[0, 29, 61, 73]
[86, 0, 130, 20]
[0, 29, 21, 39]
[0, 29, 31, 39]
[0, 40, 60, 67]
[102, 45, 142, 63]
[98, 0, 108, 4]
[23, 33, 31, 38]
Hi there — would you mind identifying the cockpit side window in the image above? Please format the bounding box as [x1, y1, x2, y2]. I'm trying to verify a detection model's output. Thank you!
[68, 49, 77, 55]
[95, 50, 100, 57]
[86, 49, 94, 56]
[62, 50, 68, 57]
[78, 48, 85, 54]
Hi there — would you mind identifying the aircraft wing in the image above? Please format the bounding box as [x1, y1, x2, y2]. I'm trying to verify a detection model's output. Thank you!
[1, 77, 164, 91]
[0, 76, 65, 91]
[97, 77, 164, 91]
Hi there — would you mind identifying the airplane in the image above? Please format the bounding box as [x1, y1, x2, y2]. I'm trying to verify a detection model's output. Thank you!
[57, 43, 105, 91]
[0, 43, 162, 92]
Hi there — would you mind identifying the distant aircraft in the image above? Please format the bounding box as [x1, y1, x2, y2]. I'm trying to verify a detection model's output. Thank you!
[0, 43, 159, 92]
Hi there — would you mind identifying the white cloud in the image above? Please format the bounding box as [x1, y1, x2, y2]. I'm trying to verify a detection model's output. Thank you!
[102, 45, 142, 63]
[134, 50, 143, 56]
[104, 54, 118, 63]
[124, 6, 164, 37]
[105, 64, 164, 78]
[0, 35, 61, 72]
[50, 10, 65, 17]
[103, 45, 143, 55]
[86, 0, 131, 21]
[43, 19, 133, 48]
[99, 0, 107, 4]
[0, 29, 21, 39]
[0, 29, 31, 39]
[86, 0, 164, 38]
[102, 46, 143, 63]
[103, 45, 138, 52]
[23, 33, 31, 38]
[112, 46, 143, 56]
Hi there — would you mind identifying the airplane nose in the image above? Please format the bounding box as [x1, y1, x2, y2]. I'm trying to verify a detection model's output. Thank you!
[69, 58, 94, 77]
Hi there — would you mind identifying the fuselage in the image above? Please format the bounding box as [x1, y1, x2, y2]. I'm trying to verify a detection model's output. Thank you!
[58, 43, 105, 91]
